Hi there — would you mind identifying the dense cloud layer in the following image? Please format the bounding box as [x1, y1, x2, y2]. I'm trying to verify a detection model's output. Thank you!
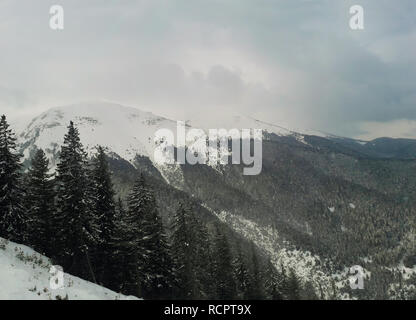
[0, 0, 415, 139]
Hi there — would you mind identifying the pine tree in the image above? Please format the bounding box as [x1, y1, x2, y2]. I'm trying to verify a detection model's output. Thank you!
[194, 221, 215, 299]
[302, 281, 318, 300]
[284, 268, 302, 300]
[25, 149, 55, 255]
[171, 201, 206, 299]
[90, 146, 117, 286]
[55, 121, 99, 281]
[264, 260, 283, 300]
[212, 225, 237, 299]
[233, 244, 251, 299]
[0, 115, 26, 242]
[245, 243, 265, 299]
[106, 197, 130, 292]
[116, 197, 125, 217]
[126, 174, 174, 299]
[116, 194, 141, 296]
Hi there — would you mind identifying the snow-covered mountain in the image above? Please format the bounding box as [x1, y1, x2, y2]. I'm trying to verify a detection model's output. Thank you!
[13, 101, 310, 169]
[14, 101, 347, 169]
[14, 101, 179, 167]
[0, 237, 138, 300]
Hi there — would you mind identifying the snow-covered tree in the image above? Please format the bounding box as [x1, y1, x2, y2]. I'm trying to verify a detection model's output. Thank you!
[233, 244, 251, 299]
[90, 146, 117, 285]
[0, 115, 26, 242]
[25, 149, 55, 255]
[212, 225, 237, 299]
[263, 260, 283, 300]
[245, 243, 266, 299]
[171, 201, 204, 299]
[126, 174, 174, 299]
[283, 268, 302, 300]
[55, 121, 99, 281]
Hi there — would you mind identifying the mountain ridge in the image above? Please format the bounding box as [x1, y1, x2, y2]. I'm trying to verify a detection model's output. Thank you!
[14, 101, 416, 169]
[6, 101, 416, 299]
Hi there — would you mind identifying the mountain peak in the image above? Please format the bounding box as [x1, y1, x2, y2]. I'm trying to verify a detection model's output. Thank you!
[16, 101, 178, 167]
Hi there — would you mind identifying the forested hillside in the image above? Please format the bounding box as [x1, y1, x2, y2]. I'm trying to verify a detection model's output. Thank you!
[1, 114, 315, 300]
[3, 102, 416, 300]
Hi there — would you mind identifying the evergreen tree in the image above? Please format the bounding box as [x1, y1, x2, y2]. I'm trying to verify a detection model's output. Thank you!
[264, 260, 283, 300]
[245, 243, 265, 299]
[212, 225, 237, 299]
[106, 197, 130, 292]
[116, 197, 125, 217]
[233, 244, 251, 299]
[126, 174, 174, 299]
[55, 121, 98, 281]
[171, 201, 206, 299]
[284, 268, 302, 300]
[0, 115, 26, 242]
[197, 222, 216, 298]
[25, 149, 55, 255]
[116, 194, 141, 296]
[302, 281, 318, 300]
[90, 146, 117, 286]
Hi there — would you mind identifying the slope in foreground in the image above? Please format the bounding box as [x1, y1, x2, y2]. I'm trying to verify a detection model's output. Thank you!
[0, 237, 138, 300]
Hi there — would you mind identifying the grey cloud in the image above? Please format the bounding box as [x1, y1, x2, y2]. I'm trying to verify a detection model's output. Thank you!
[0, 0, 415, 138]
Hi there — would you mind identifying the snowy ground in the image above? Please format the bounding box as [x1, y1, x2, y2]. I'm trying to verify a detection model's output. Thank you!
[0, 237, 138, 300]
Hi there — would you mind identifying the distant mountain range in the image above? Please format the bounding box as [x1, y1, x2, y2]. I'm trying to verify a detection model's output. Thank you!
[13, 101, 416, 168]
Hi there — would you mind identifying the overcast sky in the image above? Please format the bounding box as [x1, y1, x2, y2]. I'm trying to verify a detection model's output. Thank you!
[0, 0, 415, 139]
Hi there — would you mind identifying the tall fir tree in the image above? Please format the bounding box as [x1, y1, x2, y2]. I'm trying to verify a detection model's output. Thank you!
[98, 196, 134, 293]
[212, 225, 237, 299]
[55, 121, 99, 281]
[171, 201, 207, 299]
[25, 149, 55, 255]
[245, 243, 265, 299]
[264, 260, 283, 300]
[126, 174, 174, 299]
[283, 268, 302, 300]
[108, 197, 131, 292]
[233, 244, 251, 299]
[194, 221, 215, 299]
[302, 280, 318, 300]
[90, 146, 117, 286]
[0, 115, 26, 242]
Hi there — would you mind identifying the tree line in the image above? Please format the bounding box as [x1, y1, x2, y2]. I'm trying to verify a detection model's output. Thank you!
[0, 114, 316, 299]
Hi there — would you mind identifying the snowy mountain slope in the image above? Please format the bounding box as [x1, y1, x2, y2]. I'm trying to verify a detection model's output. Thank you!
[201, 205, 350, 300]
[9, 101, 416, 300]
[13, 100, 375, 174]
[14, 101, 179, 168]
[187, 113, 294, 136]
[13, 101, 324, 169]
[185, 112, 350, 143]
[0, 237, 138, 300]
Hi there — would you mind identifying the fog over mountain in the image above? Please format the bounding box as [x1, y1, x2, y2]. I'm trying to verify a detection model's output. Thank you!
[1, 0, 416, 139]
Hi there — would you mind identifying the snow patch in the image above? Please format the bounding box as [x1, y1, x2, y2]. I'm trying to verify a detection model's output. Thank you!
[0, 237, 138, 300]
